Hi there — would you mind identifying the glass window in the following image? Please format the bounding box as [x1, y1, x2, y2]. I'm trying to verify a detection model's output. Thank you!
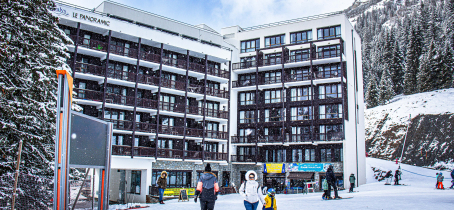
[264, 90, 283, 103]
[291, 107, 312, 121]
[241, 39, 260, 53]
[319, 124, 343, 141]
[265, 34, 285, 47]
[264, 71, 281, 84]
[239, 92, 256, 105]
[291, 126, 312, 142]
[316, 63, 342, 79]
[321, 148, 332, 162]
[288, 68, 310, 82]
[264, 53, 282, 66]
[319, 84, 342, 99]
[317, 26, 341, 40]
[290, 49, 310, 62]
[238, 74, 256, 86]
[264, 108, 284, 122]
[239, 110, 255, 123]
[334, 148, 343, 162]
[305, 149, 315, 162]
[319, 104, 343, 119]
[290, 30, 312, 44]
[317, 45, 341, 59]
[131, 170, 141, 194]
[291, 87, 311, 101]
[292, 149, 303, 162]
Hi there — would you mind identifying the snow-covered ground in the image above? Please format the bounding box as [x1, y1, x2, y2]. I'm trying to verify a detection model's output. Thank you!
[109, 158, 454, 210]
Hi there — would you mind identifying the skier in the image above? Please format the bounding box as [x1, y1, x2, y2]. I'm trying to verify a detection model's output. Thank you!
[156, 171, 167, 204]
[385, 170, 393, 185]
[326, 165, 340, 199]
[321, 178, 329, 200]
[435, 173, 439, 188]
[263, 188, 277, 210]
[394, 168, 401, 185]
[194, 163, 220, 210]
[239, 170, 265, 210]
[349, 173, 356, 192]
[450, 170, 454, 189]
[436, 172, 444, 189]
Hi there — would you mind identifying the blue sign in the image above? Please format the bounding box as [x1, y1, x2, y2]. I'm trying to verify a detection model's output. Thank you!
[288, 163, 331, 172]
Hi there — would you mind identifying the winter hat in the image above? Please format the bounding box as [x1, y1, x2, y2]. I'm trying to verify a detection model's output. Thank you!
[440, 172, 442, 175]
[205, 163, 212, 172]
[267, 188, 276, 195]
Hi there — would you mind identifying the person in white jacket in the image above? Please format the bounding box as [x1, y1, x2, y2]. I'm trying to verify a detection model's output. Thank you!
[239, 170, 265, 210]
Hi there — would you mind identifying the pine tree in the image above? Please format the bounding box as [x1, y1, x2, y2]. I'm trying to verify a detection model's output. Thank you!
[404, 27, 419, 95]
[438, 40, 454, 88]
[417, 39, 438, 92]
[0, 0, 71, 207]
[365, 74, 380, 108]
[378, 68, 395, 104]
[389, 41, 404, 94]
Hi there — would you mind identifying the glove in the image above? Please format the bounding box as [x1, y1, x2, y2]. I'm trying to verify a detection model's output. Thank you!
[194, 196, 198, 203]
[215, 195, 218, 200]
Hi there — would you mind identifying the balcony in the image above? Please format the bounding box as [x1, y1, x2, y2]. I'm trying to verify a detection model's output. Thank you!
[231, 155, 257, 162]
[232, 79, 258, 87]
[137, 73, 160, 86]
[136, 98, 158, 109]
[75, 63, 104, 77]
[231, 136, 256, 144]
[74, 88, 103, 102]
[158, 101, 186, 113]
[258, 135, 284, 143]
[160, 78, 186, 91]
[107, 67, 137, 83]
[206, 87, 229, 99]
[135, 122, 157, 133]
[112, 145, 133, 156]
[70, 36, 229, 79]
[316, 132, 344, 141]
[158, 125, 186, 136]
[186, 127, 204, 138]
[286, 134, 312, 143]
[316, 49, 341, 60]
[184, 150, 202, 160]
[285, 72, 311, 82]
[105, 119, 134, 131]
[204, 152, 228, 161]
[205, 130, 228, 140]
[105, 92, 135, 107]
[232, 60, 257, 70]
[157, 148, 184, 159]
[204, 108, 229, 119]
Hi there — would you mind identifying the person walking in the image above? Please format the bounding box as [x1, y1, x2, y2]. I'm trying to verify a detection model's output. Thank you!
[263, 188, 277, 210]
[326, 165, 340, 199]
[194, 163, 220, 210]
[450, 170, 454, 189]
[436, 172, 444, 189]
[321, 178, 329, 200]
[349, 173, 356, 193]
[435, 173, 439, 188]
[157, 171, 167, 204]
[239, 170, 265, 210]
[394, 169, 401, 185]
[385, 170, 393, 185]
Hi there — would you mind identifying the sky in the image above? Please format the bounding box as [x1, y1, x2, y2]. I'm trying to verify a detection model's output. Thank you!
[57, 0, 357, 32]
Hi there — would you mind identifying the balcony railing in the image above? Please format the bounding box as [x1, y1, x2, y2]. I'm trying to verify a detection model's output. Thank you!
[204, 152, 227, 161]
[112, 145, 132, 156]
[136, 98, 158, 109]
[158, 125, 185, 136]
[133, 146, 155, 157]
[186, 127, 204, 138]
[140, 51, 161, 63]
[314, 69, 343, 79]
[289, 54, 310, 63]
[206, 87, 229, 99]
[73, 88, 103, 101]
[105, 119, 134, 131]
[161, 56, 187, 69]
[317, 49, 341, 59]
[231, 155, 257, 162]
[158, 101, 186, 113]
[232, 60, 257, 70]
[205, 130, 228, 140]
[285, 73, 311, 82]
[105, 92, 135, 106]
[231, 136, 256, 144]
[184, 150, 202, 160]
[160, 78, 186, 91]
[188, 62, 205, 74]
[75, 63, 104, 76]
[107, 67, 137, 83]
[157, 148, 184, 159]
[258, 135, 284, 143]
[137, 74, 160, 86]
[232, 79, 258, 87]
[203, 108, 229, 119]
[110, 44, 139, 59]
[207, 66, 229, 79]
[287, 134, 312, 143]
[71, 35, 108, 52]
[316, 132, 344, 141]
[263, 58, 282, 66]
[135, 122, 157, 133]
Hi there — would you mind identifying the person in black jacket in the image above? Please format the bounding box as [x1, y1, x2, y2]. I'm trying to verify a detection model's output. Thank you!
[326, 165, 340, 199]
[194, 163, 220, 210]
[450, 170, 454, 189]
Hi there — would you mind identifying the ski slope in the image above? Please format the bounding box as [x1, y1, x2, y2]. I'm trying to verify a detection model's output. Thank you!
[109, 158, 454, 210]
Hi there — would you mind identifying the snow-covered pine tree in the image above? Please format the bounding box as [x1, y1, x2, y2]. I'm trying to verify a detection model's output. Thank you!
[0, 0, 71, 207]
[378, 68, 395, 105]
[404, 27, 419, 95]
[389, 41, 404, 94]
[365, 74, 379, 108]
[438, 40, 454, 89]
[417, 39, 438, 92]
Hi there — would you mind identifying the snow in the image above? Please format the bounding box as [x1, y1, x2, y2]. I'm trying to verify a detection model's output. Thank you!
[108, 158, 454, 210]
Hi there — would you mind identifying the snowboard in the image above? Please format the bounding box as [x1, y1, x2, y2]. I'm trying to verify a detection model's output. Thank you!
[322, 197, 353, 200]
[348, 191, 359, 193]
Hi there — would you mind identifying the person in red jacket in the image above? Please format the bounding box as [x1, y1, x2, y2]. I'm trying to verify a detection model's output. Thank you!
[194, 163, 220, 210]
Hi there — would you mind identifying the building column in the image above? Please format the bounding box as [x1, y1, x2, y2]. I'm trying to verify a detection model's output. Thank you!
[71, 22, 81, 79]
[227, 60, 231, 162]
[202, 54, 208, 161]
[101, 30, 112, 121]
[309, 42, 315, 142]
[281, 46, 286, 144]
[182, 50, 190, 161]
[155, 43, 164, 159]
[131, 37, 142, 158]
[254, 50, 260, 163]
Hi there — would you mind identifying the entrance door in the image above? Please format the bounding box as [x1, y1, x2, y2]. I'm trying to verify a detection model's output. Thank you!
[240, 171, 247, 186]
[119, 170, 126, 204]
[222, 171, 230, 187]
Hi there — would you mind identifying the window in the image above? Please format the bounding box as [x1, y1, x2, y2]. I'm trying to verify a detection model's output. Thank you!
[206, 122, 219, 138]
[291, 107, 312, 121]
[317, 45, 341, 59]
[265, 108, 284, 122]
[264, 90, 283, 103]
[290, 30, 312, 44]
[64, 29, 71, 36]
[238, 128, 256, 143]
[202, 101, 219, 117]
[319, 124, 343, 141]
[152, 171, 192, 188]
[264, 72, 281, 84]
[131, 170, 141, 194]
[319, 104, 343, 119]
[239, 92, 256, 105]
[240, 56, 256, 69]
[265, 34, 285, 47]
[241, 39, 260, 53]
[291, 126, 312, 142]
[288, 68, 310, 82]
[264, 53, 282, 66]
[160, 95, 175, 111]
[316, 64, 341, 79]
[77, 82, 86, 99]
[334, 148, 343, 162]
[292, 149, 303, 162]
[239, 110, 256, 123]
[290, 49, 310, 62]
[320, 149, 332, 162]
[305, 149, 315, 162]
[291, 87, 312, 101]
[238, 74, 256, 86]
[319, 84, 342, 99]
[317, 25, 341, 40]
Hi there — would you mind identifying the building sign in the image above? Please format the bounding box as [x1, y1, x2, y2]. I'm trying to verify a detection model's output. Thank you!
[163, 188, 195, 196]
[264, 163, 285, 173]
[288, 163, 331, 172]
[54, 7, 69, 16]
[72, 12, 110, 26]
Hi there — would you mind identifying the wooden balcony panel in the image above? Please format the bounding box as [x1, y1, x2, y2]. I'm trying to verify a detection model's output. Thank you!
[157, 148, 184, 159]
[107, 68, 137, 83]
[75, 63, 104, 76]
[73, 88, 103, 101]
[133, 146, 156, 157]
[231, 136, 256, 144]
[316, 132, 344, 141]
[112, 145, 132, 156]
[137, 74, 160, 86]
[232, 79, 257, 88]
[158, 125, 185, 136]
[188, 62, 206, 74]
[71, 35, 108, 52]
[141, 51, 161, 64]
[135, 122, 157, 133]
[186, 127, 204, 138]
[258, 135, 283, 143]
[136, 98, 158, 109]
[109, 44, 139, 59]
[204, 152, 227, 161]
[105, 93, 135, 107]
[231, 155, 256, 162]
[232, 60, 256, 70]
[184, 150, 202, 160]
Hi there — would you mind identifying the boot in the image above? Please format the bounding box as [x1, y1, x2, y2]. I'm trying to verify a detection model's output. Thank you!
[160, 200, 164, 204]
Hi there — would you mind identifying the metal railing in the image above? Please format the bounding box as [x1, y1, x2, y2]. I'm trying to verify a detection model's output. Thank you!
[75, 63, 104, 76]
[73, 88, 103, 101]
[231, 155, 256, 162]
[231, 136, 256, 144]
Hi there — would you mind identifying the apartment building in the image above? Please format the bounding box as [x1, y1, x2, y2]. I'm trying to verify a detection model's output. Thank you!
[53, 0, 365, 203]
[223, 12, 365, 192]
[54, 1, 233, 203]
